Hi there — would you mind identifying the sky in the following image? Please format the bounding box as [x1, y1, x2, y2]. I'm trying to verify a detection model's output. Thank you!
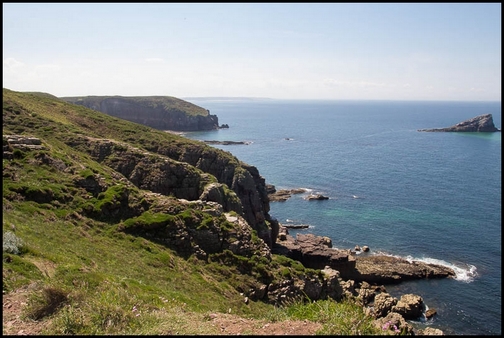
[2, 3, 502, 101]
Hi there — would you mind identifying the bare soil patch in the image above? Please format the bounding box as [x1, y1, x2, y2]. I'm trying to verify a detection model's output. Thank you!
[208, 312, 322, 335]
[3, 285, 52, 335]
[3, 286, 321, 335]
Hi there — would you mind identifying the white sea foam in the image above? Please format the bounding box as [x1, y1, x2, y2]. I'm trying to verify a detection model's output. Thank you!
[411, 256, 478, 282]
[372, 252, 478, 283]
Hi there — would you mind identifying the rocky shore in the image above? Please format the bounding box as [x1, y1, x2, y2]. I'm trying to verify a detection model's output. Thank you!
[266, 185, 331, 202]
[265, 182, 455, 334]
[266, 186, 308, 201]
[272, 227, 455, 335]
[273, 229, 456, 284]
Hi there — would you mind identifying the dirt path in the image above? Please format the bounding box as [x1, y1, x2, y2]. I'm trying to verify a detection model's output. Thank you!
[3, 287, 321, 335]
[207, 312, 322, 335]
[3, 285, 52, 335]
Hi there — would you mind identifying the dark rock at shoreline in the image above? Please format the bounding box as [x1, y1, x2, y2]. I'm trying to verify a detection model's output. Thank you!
[425, 308, 437, 319]
[418, 113, 500, 132]
[203, 140, 251, 145]
[267, 185, 308, 202]
[273, 230, 456, 285]
[273, 232, 356, 275]
[283, 224, 310, 229]
[346, 255, 456, 284]
[305, 194, 329, 200]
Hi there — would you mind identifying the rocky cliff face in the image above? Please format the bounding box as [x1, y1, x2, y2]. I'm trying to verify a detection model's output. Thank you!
[418, 113, 499, 132]
[61, 96, 220, 131]
[67, 135, 279, 247]
[2, 90, 453, 332]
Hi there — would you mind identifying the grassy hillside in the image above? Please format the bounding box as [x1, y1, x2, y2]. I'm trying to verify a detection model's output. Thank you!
[61, 95, 210, 116]
[2, 88, 382, 335]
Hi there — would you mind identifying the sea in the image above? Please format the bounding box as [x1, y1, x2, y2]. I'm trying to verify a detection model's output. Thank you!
[182, 98, 501, 335]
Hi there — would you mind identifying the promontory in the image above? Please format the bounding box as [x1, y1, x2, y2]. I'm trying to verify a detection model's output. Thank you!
[60, 95, 221, 131]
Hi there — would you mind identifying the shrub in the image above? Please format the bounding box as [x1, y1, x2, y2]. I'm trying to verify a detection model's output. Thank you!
[13, 148, 25, 159]
[79, 168, 94, 179]
[25, 286, 69, 320]
[3, 230, 24, 254]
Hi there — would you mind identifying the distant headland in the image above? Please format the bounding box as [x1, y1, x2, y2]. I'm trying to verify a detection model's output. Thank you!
[60, 95, 222, 132]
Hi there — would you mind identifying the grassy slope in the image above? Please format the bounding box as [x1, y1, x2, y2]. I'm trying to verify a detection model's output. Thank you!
[60, 95, 210, 117]
[2, 88, 381, 335]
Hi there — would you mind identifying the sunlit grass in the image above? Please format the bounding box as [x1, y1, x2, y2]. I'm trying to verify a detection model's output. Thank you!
[3, 88, 386, 335]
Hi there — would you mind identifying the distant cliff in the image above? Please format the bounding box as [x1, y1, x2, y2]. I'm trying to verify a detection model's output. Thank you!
[418, 113, 499, 132]
[60, 95, 220, 131]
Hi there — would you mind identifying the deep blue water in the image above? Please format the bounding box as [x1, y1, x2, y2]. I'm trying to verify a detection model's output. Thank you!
[183, 99, 501, 335]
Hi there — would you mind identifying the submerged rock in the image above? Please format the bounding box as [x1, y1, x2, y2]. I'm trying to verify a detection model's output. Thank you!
[418, 113, 499, 132]
[203, 140, 251, 145]
[305, 194, 329, 200]
[267, 186, 308, 202]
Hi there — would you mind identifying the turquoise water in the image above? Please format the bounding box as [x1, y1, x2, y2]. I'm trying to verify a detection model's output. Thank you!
[184, 99, 501, 335]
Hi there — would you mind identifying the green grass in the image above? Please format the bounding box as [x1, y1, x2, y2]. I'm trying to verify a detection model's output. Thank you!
[60, 95, 210, 117]
[2, 88, 386, 335]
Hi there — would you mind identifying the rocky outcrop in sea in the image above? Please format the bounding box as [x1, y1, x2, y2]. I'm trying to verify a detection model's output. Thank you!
[418, 113, 499, 132]
[271, 229, 452, 334]
[273, 229, 456, 284]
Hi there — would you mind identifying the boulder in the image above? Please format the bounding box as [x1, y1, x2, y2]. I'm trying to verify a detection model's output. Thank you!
[321, 266, 344, 301]
[374, 312, 415, 335]
[373, 292, 398, 318]
[425, 308, 437, 319]
[355, 281, 376, 306]
[392, 293, 424, 320]
[273, 232, 356, 274]
[418, 113, 499, 132]
[418, 327, 445, 335]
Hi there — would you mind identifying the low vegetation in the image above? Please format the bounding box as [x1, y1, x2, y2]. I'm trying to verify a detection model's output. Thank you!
[60, 95, 210, 117]
[3, 88, 384, 335]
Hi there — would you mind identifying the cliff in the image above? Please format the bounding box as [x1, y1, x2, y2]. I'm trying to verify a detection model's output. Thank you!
[418, 113, 499, 132]
[60, 95, 220, 131]
[2, 89, 451, 335]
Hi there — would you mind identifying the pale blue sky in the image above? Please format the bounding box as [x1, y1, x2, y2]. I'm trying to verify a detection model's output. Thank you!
[3, 3, 501, 101]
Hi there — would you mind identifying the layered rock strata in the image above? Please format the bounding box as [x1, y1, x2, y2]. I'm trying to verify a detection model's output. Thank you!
[61, 96, 220, 131]
[273, 229, 456, 284]
[66, 135, 279, 247]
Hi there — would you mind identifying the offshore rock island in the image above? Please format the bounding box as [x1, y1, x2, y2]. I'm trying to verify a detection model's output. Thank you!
[418, 113, 500, 132]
